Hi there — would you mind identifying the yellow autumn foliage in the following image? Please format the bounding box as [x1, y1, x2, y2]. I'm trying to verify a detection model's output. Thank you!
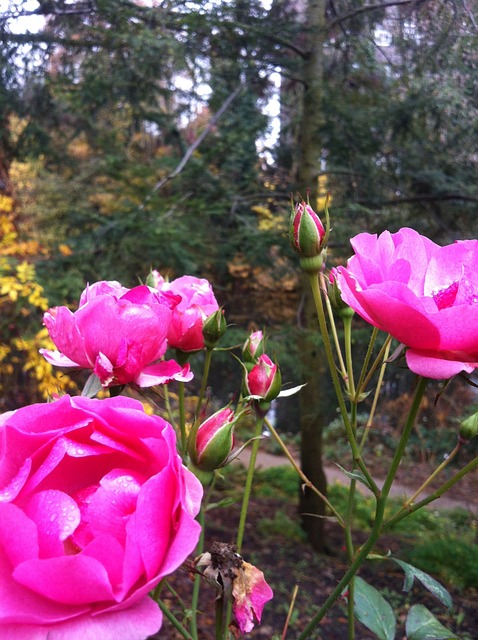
[0, 191, 75, 404]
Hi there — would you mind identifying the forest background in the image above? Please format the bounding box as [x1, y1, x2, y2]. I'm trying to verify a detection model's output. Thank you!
[1, 0, 478, 552]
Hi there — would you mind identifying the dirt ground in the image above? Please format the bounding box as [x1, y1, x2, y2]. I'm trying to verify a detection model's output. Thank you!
[154, 453, 478, 639]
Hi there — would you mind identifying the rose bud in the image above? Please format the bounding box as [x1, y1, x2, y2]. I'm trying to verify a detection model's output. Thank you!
[202, 308, 227, 350]
[245, 354, 281, 402]
[242, 330, 266, 369]
[289, 199, 326, 257]
[459, 411, 478, 441]
[328, 268, 354, 319]
[188, 407, 237, 473]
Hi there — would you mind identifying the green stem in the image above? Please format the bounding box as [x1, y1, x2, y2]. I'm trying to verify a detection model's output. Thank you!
[321, 273, 347, 383]
[359, 338, 391, 453]
[196, 348, 213, 419]
[343, 315, 355, 398]
[356, 335, 392, 399]
[344, 403, 357, 640]
[215, 596, 226, 640]
[265, 417, 345, 527]
[355, 327, 379, 396]
[190, 508, 205, 639]
[401, 440, 461, 510]
[383, 452, 478, 530]
[307, 273, 379, 497]
[236, 412, 264, 552]
[178, 381, 187, 455]
[296, 376, 428, 640]
[156, 599, 194, 640]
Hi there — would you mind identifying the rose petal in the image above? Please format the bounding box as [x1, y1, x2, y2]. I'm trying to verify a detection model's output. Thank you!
[0, 596, 162, 640]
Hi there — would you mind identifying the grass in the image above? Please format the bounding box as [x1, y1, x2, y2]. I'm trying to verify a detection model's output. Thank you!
[252, 466, 478, 590]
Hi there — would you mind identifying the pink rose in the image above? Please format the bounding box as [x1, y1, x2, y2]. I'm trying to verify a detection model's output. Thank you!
[336, 228, 478, 379]
[41, 283, 192, 388]
[0, 395, 203, 640]
[159, 275, 219, 352]
[78, 280, 130, 306]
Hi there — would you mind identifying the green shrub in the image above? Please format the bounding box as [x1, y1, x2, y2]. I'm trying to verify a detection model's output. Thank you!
[405, 538, 478, 589]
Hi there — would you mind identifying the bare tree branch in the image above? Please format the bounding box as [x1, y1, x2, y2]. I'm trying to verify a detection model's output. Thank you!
[463, 0, 478, 32]
[327, 0, 424, 33]
[358, 194, 478, 207]
[138, 86, 242, 210]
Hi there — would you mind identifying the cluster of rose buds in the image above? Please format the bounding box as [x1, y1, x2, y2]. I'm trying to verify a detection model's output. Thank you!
[241, 330, 282, 418]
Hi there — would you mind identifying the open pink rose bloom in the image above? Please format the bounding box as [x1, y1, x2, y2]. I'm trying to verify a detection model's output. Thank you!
[0, 395, 202, 640]
[336, 227, 478, 379]
[40, 282, 193, 388]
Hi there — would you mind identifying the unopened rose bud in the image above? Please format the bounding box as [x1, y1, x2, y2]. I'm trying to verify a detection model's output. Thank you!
[459, 411, 478, 441]
[289, 199, 328, 273]
[188, 407, 236, 472]
[242, 330, 266, 369]
[202, 308, 227, 349]
[245, 354, 281, 402]
[328, 268, 354, 319]
[145, 269, 164, 289]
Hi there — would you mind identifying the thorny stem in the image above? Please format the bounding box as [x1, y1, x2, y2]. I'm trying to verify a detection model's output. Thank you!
[296, 376, 428, 640]
[190, 474, 218, 636]
[236, 412, 264, 552]
[190, 508, 205, 639]
[356, 334, 392, 399]
[215, 596, 226, 640]
[321, 273, 347, 383]
[281, 583, 299, 640]
[178, 381, 187, 455]
[156, 598, 194, 640]
[307, 273, 379, 497]
[343, 315, 355, 398]
[383, 451, 478, 530]
[265, 417, 345, 527]
[355, 326, 379, 397]
[196, 347, 213, 419]
[359, 338, 391, 453]
[224, 412, 264, 636]
[401, 440, 462, 510]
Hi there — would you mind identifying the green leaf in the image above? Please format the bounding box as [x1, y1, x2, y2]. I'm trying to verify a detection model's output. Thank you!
[353, 576, 396, 640]
[205, 497, 237, 511]
[406, 604, 459, 639]
[335, 464, 373, 491]
[81, 373, 103, 398]
[391, 558, 453, 611]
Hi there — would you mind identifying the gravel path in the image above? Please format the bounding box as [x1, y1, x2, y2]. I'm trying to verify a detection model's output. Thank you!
[236, 449, 478, 515]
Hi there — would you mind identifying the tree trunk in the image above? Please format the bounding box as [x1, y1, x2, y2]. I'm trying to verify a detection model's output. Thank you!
[295, 0, 328, 552]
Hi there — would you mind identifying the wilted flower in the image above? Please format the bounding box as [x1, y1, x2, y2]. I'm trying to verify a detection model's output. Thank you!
[195, 542, 273, 636]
